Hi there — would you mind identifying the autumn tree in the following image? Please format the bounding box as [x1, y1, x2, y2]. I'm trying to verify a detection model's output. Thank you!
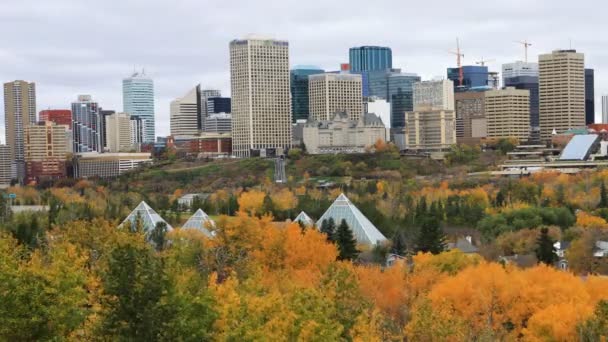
[600, 182, 608, 208]
[335, 219, 359, 261]
[579, 300, 608, 341]
[149, 221, 168, 251]
[415, 217, 446, 254]
[535, 227, 557, 265]
[237, 190, 266, 216]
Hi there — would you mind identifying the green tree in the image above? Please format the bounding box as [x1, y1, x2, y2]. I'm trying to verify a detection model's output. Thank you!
[320, 218, 336, 242]
[391, 230, 407, 256]
[335, 219, 359, 260]
[535, 227, 557, 265]
[149, 221, 168, 251]
[579, 300, 608, 341]
[415, 217, 446, 255]
[600, 182, 608, 208]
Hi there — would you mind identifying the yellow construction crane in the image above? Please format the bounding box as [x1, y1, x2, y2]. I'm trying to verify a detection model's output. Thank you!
[515, 40, 532, 62]
[475, 58, 495, 66]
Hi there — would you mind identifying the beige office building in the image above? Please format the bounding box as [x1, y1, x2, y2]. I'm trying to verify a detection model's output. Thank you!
[24, 121, 69, 161]
[229, 37, 292, 157]
[413, 79, 454, 111]
[105, 112, 133, 152]
[405, 110, 456, 151]
[539, 49, 585, 140]
[309, 73, 363, 121]
[170, 86, 199, 138]
[485, 87, 530, 140]
[73, 152, 152, 179]
[455, 91, 486, 144]
[4, 80, 36, 181]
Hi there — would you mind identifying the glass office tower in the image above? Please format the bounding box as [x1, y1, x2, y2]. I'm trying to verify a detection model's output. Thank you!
[349, 46, 392, 97]
[585, 68, 595, 125]
[290, 66, 324, 122]
[123, 71, 155, 143]
[447, 65, 489, 90]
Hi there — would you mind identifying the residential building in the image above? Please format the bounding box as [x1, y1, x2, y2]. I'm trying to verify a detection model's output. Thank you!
[539, 49, 585, 140]
[24, 121, 69, 182]
[123, 70, 155, 143]
[290, 66, 324, 122]
[73, 152, 152, 178]
[455, 90, 487, 144]
[203, 113, 231, 133]
[105, 112, 133, 152]
[72, 95, 103, 153]
[603, 95, 608, 124]
[413, 80, 455, 111]
[405, 109, 456, 151]
[206, 97, 231, 115]
[349, 46, 392, 96]
[447, 65, 488, 90]
[309, 73, 363, 121]
[485, 87, 530, 140]
[586, 68, 595, 125]
[170, 86, 200, 137]
[4, 80, 36, 182]
[230, 37, 292, 157]
[39, 109, 71, 127]
[302, 112, 387, 154]
[0, 145, 11, 188]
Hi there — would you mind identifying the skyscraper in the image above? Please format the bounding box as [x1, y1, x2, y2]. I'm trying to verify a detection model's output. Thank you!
[24, 121, 69, 182]
[447, 65, 488, 90]
[538, 50, 585, 140]
[309, 73, 363, 121]
[503, 61, 540, 139]
[366, 69, 420, 128]
[485, 87, 530, 140]
[229, 37, 292, 157]
[4, 80, 36, 182]
[72, 95, 103, 153]
[105, 112, 133, 152]
[0, 145, 10, 187]
[290, 66, 324, 122]
[199, 89, 221, 129]
[349, 46, 392, 72]
[123, 71, 154, 143]
[206, 97, 231, 115]
[170, 86, 200, 137]
[585, 68, 595, 125]
[39, 109, 71, 127]
[413, 80, 455, 111]
[602, 95, 608, 124]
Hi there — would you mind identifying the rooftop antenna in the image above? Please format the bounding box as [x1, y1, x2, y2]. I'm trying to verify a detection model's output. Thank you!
[515, 40, 532, 62]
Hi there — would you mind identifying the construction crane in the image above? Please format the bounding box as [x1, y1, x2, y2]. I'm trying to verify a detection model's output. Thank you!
[475, 58, 495, 66]
[516, 40, 532, 62]
[448, 38, 464, 86]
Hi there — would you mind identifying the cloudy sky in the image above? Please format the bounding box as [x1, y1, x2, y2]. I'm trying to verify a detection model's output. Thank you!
[0, 0, 605, 139]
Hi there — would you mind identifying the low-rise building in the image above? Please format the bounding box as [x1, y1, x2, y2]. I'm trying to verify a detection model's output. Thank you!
[302, 112, 387, 154]
[73, 152, 152, 179]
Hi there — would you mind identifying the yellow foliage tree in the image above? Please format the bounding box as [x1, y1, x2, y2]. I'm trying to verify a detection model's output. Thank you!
[237, 190, 266, 215]
[270, 188, 298, 212]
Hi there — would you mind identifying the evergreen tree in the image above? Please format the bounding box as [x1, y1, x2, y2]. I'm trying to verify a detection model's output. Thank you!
[149, 222, 168, 251]
[391, 231, 407, 256]
[320, 218, 336, 242]
[335, 219, 359, 260]
[495, 190, 505, 207]
[262, 194, 274, 217]
[415, 217, 446, 255]
[600, 182, 608, 208]
[535, 227, 557, 265]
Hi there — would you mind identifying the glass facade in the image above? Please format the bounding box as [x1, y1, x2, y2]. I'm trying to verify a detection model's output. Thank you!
[290, 66, 324, 122]
[388, 73, 420, 128]
[349, 46, 392, 72]
[72, 95, 103, 153]
[207, 97, 231, 114]
[586, 68, 595, 125]
[504, 75, 539, 128]
[123, 72, 155, 143]
[447, 65, 489, 90]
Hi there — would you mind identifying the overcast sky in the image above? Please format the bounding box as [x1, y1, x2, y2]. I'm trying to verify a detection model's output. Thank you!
[0, 0, 606, 140]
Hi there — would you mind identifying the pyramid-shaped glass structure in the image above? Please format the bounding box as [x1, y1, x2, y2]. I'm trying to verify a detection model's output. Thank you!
[316, 193, 387, 245]
[182, 209, 215, 238]
[119, 201, 173, 234]
[294, 211, 314, 227]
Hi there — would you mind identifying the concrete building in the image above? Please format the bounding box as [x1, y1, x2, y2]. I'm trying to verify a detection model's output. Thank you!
[203, 113, 231, 133]
[72, 95, 103, 153]
[485, 87, 530, 140]
[290, 66, 324, 122]
[503, 62, 540, 140]
[0, 145, 12, 188]
[539, 50, 585, 140]
[502, 61, 539, 80]
[24, 121, 69, 182]
[129, 116, 145, 147]
[105, 112, 133, 152]
[39, 109, 71, 127]
[123, 71, 155, 143]
[602, 95, 608, 124]
[170, 86, 200, 137]
[405, 110, 456, 151]
[73, 152, 152, 178]
[413, 79, 455, 111]
[586, 68, 595, 125]
[4, 80, 36, 182]
[455, 90, 487, 144]
[229, 37, 292, 157]
[302, 112, 387, 154]
[309, 73, 363, 121]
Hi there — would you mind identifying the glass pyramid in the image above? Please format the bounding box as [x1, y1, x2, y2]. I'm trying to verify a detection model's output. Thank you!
[182, 209, 215, 238]
[316, 193, 387, 245]
[119, 201, 173, 234]
[294, 211, 314, 227]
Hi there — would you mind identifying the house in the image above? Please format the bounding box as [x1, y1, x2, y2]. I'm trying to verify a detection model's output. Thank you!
[178, 193, 210, 208]
[447, 236, 479, 254]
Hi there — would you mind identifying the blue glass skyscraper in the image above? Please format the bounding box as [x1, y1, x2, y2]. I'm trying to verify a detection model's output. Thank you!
[349, 46, 392, 96]
[290, 66, 324, 122]
[388, 72, 420, 128]
[447, 65, 488, 90]
[123, 71, 155, 143]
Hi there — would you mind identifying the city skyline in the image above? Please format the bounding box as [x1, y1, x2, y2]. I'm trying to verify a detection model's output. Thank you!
[0, 0, 607, 140]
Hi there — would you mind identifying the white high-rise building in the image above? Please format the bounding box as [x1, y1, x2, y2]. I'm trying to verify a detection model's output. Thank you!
[602, 95, 608, 124]
[413, 80, 454, 111]
[309, 73, 363, 121]
[123, 71, 155, 143]
[539, 49, 585, 140]
[502, 61, 539, 81]
[229, 37, 292, 157]
[105, 112, 133, 152]
[170, 86, 200, 138]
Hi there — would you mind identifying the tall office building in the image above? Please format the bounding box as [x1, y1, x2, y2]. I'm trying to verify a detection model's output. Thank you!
[4, 80, 36, 182]
[602, 95, 608, 124]
[585, 68, 595, 125]
[72, 95, 103, 153]
[170, 86, 200, 137]
[207, 97, 231, 115]
[455, 90, 487, 144]
[366, 69, 420, 128]
[199, 89, 221, 128]
[349, 46, 392, 72]
[413, 80, 455, 111]
[309, 73, 363, 121]
[503, 62, 540, 139]
[0, 145, 11, 187]
[447, 65, 488, 90]
[99, 109, 115, 150]
[105, 112, 133, 152]
[290, 66, 324, 122]
[123, 71, 154, 143]
[485, 87, 530, 140]
[538, 50, 585, 140]
[39, 109, 71, 127]
[24, 121, 69, 182]
[130, 116, 145, 146]
[230, 37, 292, 157]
